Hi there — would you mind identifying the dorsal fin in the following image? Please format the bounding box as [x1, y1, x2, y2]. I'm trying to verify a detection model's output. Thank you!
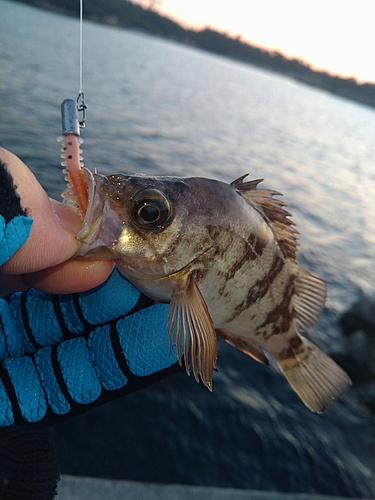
[231, 174, 299, 261]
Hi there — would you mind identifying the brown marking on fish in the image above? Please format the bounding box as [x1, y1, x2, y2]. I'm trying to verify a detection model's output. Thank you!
[226, 254, 285, 324]
[207, 227, 232, 263]
[225, 239, 263, 280]
[277, 336, 305, 361]
[256, 276, 295, 339]
[278, 345, 303, 362]
[207, 227, 268, 285]
[251, 238, 267, 261]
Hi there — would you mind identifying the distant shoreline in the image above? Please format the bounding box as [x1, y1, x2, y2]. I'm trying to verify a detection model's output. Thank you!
[13, 0, 375, 109]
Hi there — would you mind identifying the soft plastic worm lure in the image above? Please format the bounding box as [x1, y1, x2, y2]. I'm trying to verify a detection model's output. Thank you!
[59, 99, 88, 217]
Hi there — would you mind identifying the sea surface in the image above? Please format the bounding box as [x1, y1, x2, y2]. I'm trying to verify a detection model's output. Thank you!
[1, 1, 374, 497]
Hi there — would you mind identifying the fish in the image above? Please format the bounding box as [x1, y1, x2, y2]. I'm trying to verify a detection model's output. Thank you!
[71, 168, 351, 413]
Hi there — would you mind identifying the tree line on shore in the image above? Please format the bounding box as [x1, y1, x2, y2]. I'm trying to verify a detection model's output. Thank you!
[16, 0, 375, 108]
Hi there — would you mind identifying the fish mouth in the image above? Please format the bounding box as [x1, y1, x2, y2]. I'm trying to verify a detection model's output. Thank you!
[75, 168, 123, 256]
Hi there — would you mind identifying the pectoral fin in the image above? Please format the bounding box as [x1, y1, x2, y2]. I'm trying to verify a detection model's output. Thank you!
[217, 330, 269, 365]
[168, 275, 217, 390]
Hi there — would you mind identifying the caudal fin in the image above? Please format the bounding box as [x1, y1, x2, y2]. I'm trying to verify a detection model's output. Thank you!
[277, 339, 351, 413]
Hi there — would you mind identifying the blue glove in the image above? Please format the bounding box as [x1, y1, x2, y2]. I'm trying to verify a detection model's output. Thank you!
[0, 214, 33, 267]
[0, 214, 181, 427]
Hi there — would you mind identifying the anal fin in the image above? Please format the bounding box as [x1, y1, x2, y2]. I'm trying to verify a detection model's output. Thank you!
[217, 330, 269, 365]
[168, 274, 217, 390]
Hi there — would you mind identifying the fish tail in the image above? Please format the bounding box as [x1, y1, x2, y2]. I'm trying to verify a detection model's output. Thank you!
[276, 338, 351, 413]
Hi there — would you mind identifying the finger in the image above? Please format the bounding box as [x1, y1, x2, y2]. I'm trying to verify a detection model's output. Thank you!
[0, 259, 114, 295]
[23, 259, 115, 294]
[22, 259, 114, 295]
[0, 149, 86, 274]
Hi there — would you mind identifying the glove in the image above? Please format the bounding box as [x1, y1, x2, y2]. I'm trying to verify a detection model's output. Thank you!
[0, 215, 33, 267]
[0, 156, 33, 267]
[1, 165, 61, 499]
[0, 266, 182, 427]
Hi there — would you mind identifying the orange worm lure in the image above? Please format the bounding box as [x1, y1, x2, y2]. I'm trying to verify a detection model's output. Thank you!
[59, 99, 88, 218]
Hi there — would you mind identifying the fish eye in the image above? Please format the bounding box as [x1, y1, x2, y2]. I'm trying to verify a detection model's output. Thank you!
[130, 188, 171, 229]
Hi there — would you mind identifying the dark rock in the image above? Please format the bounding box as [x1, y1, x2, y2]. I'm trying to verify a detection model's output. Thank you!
[331, 296, 375, 412]
[340, 295, 375, 337]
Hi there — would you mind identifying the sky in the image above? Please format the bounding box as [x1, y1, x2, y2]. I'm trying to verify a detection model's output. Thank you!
[137, 0, 375, 83]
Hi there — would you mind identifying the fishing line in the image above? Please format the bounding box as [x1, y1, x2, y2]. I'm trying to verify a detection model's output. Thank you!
[60, 0, 88, 217]
[60, 0, 86, 135]
[76, 0, 87, 128]
[79, 0, 83, 95]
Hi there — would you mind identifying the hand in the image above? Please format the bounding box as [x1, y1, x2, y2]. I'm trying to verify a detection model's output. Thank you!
[0, 148, 180, 428]
[0, 148, 113, 295]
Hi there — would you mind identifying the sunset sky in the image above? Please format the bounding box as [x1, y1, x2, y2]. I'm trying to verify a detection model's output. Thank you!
[138, 0, 375, 83]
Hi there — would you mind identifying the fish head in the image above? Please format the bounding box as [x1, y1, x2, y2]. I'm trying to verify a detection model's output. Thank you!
[76, 169, 215, 284]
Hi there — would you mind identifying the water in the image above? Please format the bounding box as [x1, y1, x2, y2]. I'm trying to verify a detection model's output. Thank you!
[1, 1, 374, 496]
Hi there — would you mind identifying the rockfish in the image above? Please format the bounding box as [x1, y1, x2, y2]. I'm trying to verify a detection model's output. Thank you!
[74, 169, 351, 413]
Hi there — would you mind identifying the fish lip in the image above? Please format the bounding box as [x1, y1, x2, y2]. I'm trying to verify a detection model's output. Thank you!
[75, 168, 123, 256]
[76, 168, 103, 245]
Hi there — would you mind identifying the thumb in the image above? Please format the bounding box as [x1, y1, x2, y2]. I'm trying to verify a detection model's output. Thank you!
[0, 149, 82, 274]
[0, 148, 114, 294]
